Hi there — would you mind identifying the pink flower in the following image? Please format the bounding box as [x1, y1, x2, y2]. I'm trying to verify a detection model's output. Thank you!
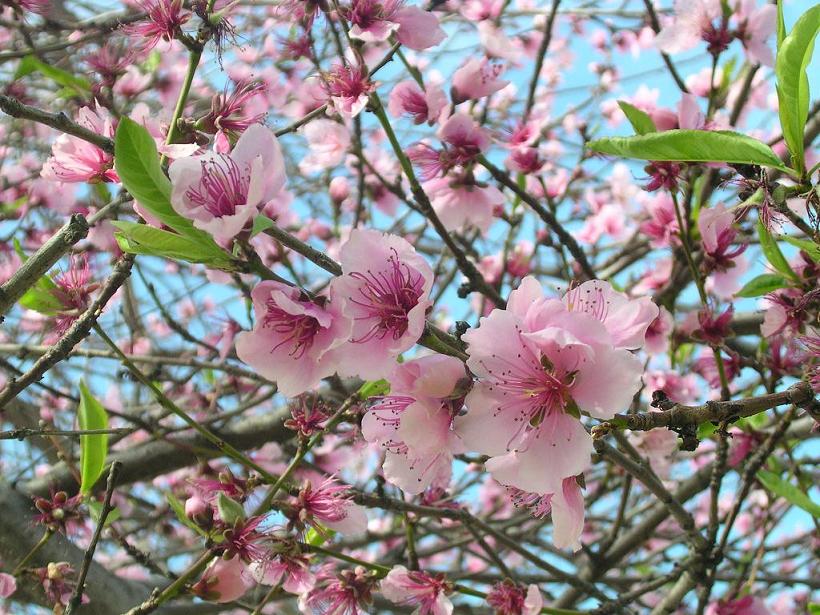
[733, 0, 776, 67]
[41, 104, 117, 184]
[408, 114, 490, 180]
[486, 580, 542, 615]
[508, 477, 586, 550]
[303, 567, 377, 614]
[700, 203, 746, 272]
[640, 193, 680, 247]
[362, 354, 467, 493]
[346, 1, 447, 50]
[324, 64, 375, 119]
[331, 229, 434, 380]
[123, 0, 190, 50]
[0, 572, 16, 598]
[250, 551, 316, 594]
[299, 119, 350, 173]
[169, 123, 285, 243]
[705, 595, 772, 615]
[456, 277, 653, 496]
[451, 57, 509, 104]
[193, 557, 254, 603]
[235, 281, 352, 397]
[424, 177, 501, 234]
[388, 80, 448, 126]
[654, 0, 726, 55]
[198, 78, 267, 137]
[380, 565, 453, 615]
[291, 476, 368, 535]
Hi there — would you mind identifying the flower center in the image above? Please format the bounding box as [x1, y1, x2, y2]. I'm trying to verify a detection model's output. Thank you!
[349, 250, 424, 343]
[263, 299, 321, 358]
[185, 155, 251, 218]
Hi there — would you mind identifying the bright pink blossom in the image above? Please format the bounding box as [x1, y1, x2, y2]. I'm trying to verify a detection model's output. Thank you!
[0, 572, 16, 598]
[705, 595, 771, 615]
[123, 0, 190, 50]
[457, 277, 655, 497]
[362, 354, 467, 493]
[388, 80, 448, 126]
[41, 104, 117, 184]
[380, 565, 453, 615]
[346, 1, 446, 50]
[324, 64, 375, 119]
[291, 476, 368, 535]
[169, 124, 285, 243]
[486, 580, 542, 615]
[451, 57, 509, 104]
[331, 229, 434, 380]
[235, 281, 352, 396]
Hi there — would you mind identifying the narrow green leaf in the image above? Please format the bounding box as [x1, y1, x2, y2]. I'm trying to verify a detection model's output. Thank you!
[112, 221, 235, 270]
[775, 5, 820, 175]
[15, 55, 91, 94]
[357, 379, 390, 400]
[776, 0, 786, 49]
[808, 603, 820, 615]
[216, 493, 246, 526]
[587, 130, 791, 172]
[757, 469, 820, 518]
[87, 501, 121, 526]
[305, 525, 336, 547]
[757, 221, 799, 281]
[19, 286, 64, 315]
[735, 273, 789, 298]
[78, 380, 109, 496]
[114, 117, 202, 238]
[166, 492, 209, 537]
[617, 101, 656, 135]
[251, 214, 276, 238]
[779, 234, 820, 262]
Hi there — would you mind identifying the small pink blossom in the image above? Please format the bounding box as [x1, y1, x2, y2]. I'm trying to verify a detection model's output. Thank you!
[250, 551, 316, 594]
[486, 580, 542, 615]
[169, 123, 285, 243]
[41, 104, 117, 184]
[345, 1, 446, 50]
[193, 557, 253, 603]
[123, 0, 189, 50]
[388, 80, 448, 126]
[654, 0, 725, 55]
[451, 57, 509, 104]
[640, 193, 680, 248]
[235, 281, 352, 397]
[299, 119, 350, 174]
[0, 572, 17, 598]
[331, 229, 434, 380]
[291, 476, 368, 535]
[705, 595, 772, 615]
[424, 177, 501, 234]
[324, 63, 375, 119]
[363, 354, 467, 493]
[302, 567, 377, 615]
[381, 565, 454, 615]
[733, 0, 776, 67]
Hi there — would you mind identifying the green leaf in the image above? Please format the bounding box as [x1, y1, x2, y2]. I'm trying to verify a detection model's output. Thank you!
[735, 273, 790, 298]
[357, 379, 390, 400]
[779, 234, 820, 262]
[775, 5, 820, 175]
[15, 55, 91, 95]
[114, 117, 203, 238]
[808, 603, 820, 615]
[757, 221, 799, 281]
[216, 493, 246, 526]
[776, 0, 786, 49]
[587, 130, 791, 172]
[87, 501, 121, 526]
[251, 214, 276, 238]
[112, 221, 235, 270]
[697, 422, 718, 440]
[78, 380, 109, 496]
[757, 469, 820, 518]
[166, 492, 209, 537]
[19, 286, 64, 315]
[617, 101, 656, 135]
[305, 525, 336, 547]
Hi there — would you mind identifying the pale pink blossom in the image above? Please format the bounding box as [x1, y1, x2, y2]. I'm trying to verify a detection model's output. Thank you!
[235, 281, 352, 396]
[424, 177, 501, 234]
[388, 80, 448, 125]
[194, 557, 253, 603]
[324, 64, 374, 119]
[381, 565, 453, 615]
[456, 276, 653, 496]
[640, 193, 680, 248]
[291, 476, 368, 535]
[299, 119, 350, 174]
[486, 580, 542, 615]
[509, 477, 586, 550]
[331, 229, 434, 380]
[644, 306, 674, 355]
[733, 0, 776, 67]
[362, 354, 466, 493]
[250, 552, 316, 594]
[0, 572, 16, 598]
[451, 57, 509, 104]
[41, 104, 117, 184]
[654, 0, 724, 55]
[169, 124, 285, 243]
[346, 1, 446, 50]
